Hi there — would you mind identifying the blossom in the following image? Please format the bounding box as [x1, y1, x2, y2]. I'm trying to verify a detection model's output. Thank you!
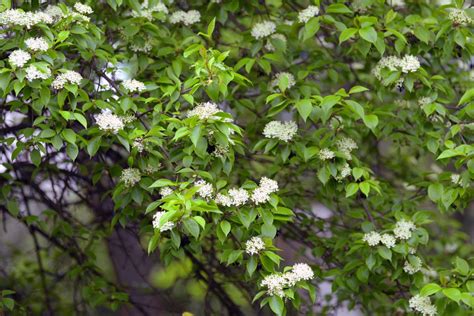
[409, 295, 437, 316]
[336, 137, 358, 159]
[337, 163, 351, 180]
[187, 102, 220, 120]
[271, 72, 296, 90]
[264, 34, 287, 51]
[132, 3, 168, 20]
[8, 50, 31, 68]
[372, 55, 421, 81]
[263, 121, 298, 142]
[0, 9, 53, 28]
[260, 274, 287, 297]
[319, 148, 335, 160]
[451, 174, 461, 185]
[95, 109, 125, 134]
[74, 3, 93, 15]
[120, 168, 141, 187]
[52, 70, 83, 89]
[363, 231, 381, 246]
[132, 138, 145, 152]
[404, 256, 422, 275]
[298, 6, 319, 23]
[215, 193, 233, 207]
[123, 79, 146, 93]
[130, 42, 152, 53]
[285, 263, 314, 286]
[169, 10, 201, 26]
[44, 5, 64, 21]
[228, 188, 249, 206]
[25, 64, 51, 81]
[449, 9, 472, 26]
[159, 187, 173, 197]
[399, 55, 421, 73]
[394, 219, 416, 240]
[251, 177, 279, 204]
[152, 211, 175, 232]
[245, 237, 265, 255]
[380, 234, 396, 248]
[25, 37, 49, 52]
[195, 179, 213, 199]
[251, 21, 276, 39]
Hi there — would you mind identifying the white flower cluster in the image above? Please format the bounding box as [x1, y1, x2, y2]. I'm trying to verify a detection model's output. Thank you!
[95, 109, 125, 134]
[216, 188, 250, 207]
[130, 42, 152, 53]
[451, 174, 461, 186]
[123, 79, 146, 93]
[251, 177, 279, 204]
[271, 72, 296, 90]
[160, 187, 174, 197]
[0, 9, 53, 28]
[251, 21, 276, 39]
[195, 179, 214, 200]
[44, 5, 64, 22]
[8, 50, 31, 68]
[187, 102, 221, 120]
[169, 10, 201, 26]
[263, 121, 298, 142]
[336, 137, 358, 159]
[394, 219, 416, 240]
[52, 70, 83, 89]
[25, 37, 49, 52]
[404, 256, 422, 274]
[298, 5, 319, 23]
[265, 34, 287, 51]
[449, 9, 472, 26]
[132, 137, 145, 152]
[380, 233, 396, 248]
[152, 211, 175, 232]
[26, 65, 51, 81]
[261, 263, 314, 297]
[120, 168, 141, 187]
[245, 237, 265, 255]
[373, 55, 421, 81]
[132, 2, 168, 20]
[319, 148, 335, 160]
[409, 295, 437, 316]
[74, 3, 93, 15]
[336, 162, 352, 181]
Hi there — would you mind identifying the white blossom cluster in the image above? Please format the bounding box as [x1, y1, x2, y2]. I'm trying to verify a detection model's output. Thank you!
[263, 121, 298, 142]
[245, 236, 265, 255]
[44, 5, 64, 22]
[261, 263, 314, 297]
[251, 177, 279, 204]
[451, 174, 461, 186]
[0, 9, 53, 28]
[123, 79, 146, 93]
[264, 34, 287, 51]
[132, 137, 145, 152]
[95, 109, 125, 134]
[152, 211, 175, 232]
[394, 219, 416, 240]
[336, 162, 352, 181]
[409, 295, 437, 316]
[336, 137, 358, 159]
[132, 2, 168, 20]
[130, 42, 152, 53]
[8, 50, 31, 68]
[216, 188, 250, 207]
[372, 55, 421, 81]
[319, 148, 335, 160]
[159, 187, 174, 197]
[363, 219, 416, 247]
[380, 233, 396, 248]
[195, 179, 214, 200]
[251, 21, 276, 39]
[298, 5, 320, 23]
[51, 70, 83, 89]
[403, 256, 422, 274]
[73, 3, 93, 15]
[448, 9, 472, 26]
[362, 231, 381, 246]
[271, 72, 296, 90]
[187, 102, 221, 120]
[25, 65, 51, 81]
[25, 37, 49, 52]
[120, 168, 141, 187]
[169, 10, 201, 26]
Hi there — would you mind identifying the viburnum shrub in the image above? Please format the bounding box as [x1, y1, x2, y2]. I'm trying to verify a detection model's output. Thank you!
[0, 0, 473, 315]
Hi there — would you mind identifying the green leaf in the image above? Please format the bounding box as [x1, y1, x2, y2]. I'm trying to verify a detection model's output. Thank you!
[442, 288, 461, 303]
[339, 28, 358, 43]
[220, 220, 231, 237]
[2, 297, 14, 311]
[455, 257, 469, 276]
[61, 129, 76, 144]
[363, 114, 379, 131]
[6, 201, 19, 217]
[428, 183, 443, 202]
[183, 218, 200, 239]
[377, 246, 392, 261]
[458, 88, 474, 105]
[268, 296, 284, 316]
[420, 283, 442, 296]
[326, 3, 352, 14]
[345, 183, 359, 197]
[295, 99, 313, 122]
[190, 125, 201, 147]
[359, 27, 377, 44]
[349, 86, 369, 94]
[149, 179, 175, 188]
[303, 17, 320, 41]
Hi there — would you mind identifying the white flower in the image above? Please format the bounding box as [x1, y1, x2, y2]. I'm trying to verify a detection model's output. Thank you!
[159, 187, 173, 197]
[95, 109, 125, 134]
[0, 9, 53, 28]
[187, 102, 220, 120]
[152, 211, 175, 232]
[449, 9, 472, 26]
[298, 5, 319, 23]
[263, 121, 298, 142]
[287, 263, 314, 283]
[120, 168, 141, 187]
[336, 137, 358, 159]
[44, 5, 64, 21]
[245, 237, 265, 255]
[389, 0, 405, 7]
[404, 256, 422, 275]
[271, 72, 296, 90]
[130, 42, 152, 53]
[215, 193, 233, 207]
[74, 3, 93, 15]
[123, 79, 146, 93]
[319, 148, 335, 160]
[418, 97, 431, 106]
[394, 219, 416, 240]
[25, 64, 51, 81]
[400, 55, 420, 73]
[451, 174, 461, 185]
[132, 138, 145, 152]
[264, 34, 287, 51]
[169, 10, 201, 26]
[195, 179, 213, 199]
[363, 231, 381, 246]
[260, 274, 287, 297]
[8, 50, 31, 68]
[251, 21, 276, 39]
[409, 295, 437, 316]
[25, 37, 49, 52]
[259, 177, 279, 193]
[251, 177, 279, 205]
[372, 55, 421, 81]
[337, 163, 351, 180]
[380, 234, 396, 248]
[52, 70, 83, 89]
[228, 188, 249, 206]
